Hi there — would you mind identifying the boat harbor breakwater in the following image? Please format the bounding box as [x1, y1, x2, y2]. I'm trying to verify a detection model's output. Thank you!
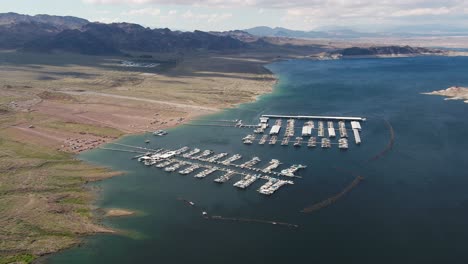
[104, 144, 307, 196]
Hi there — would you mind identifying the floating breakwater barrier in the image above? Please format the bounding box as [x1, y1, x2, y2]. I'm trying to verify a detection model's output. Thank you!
[301, 176, 364, 213]
[177, 198, 299, 228]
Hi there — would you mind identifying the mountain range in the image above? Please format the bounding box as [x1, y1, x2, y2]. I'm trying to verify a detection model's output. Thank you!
[0, 12, 247, 55]
[244, 26, 468, 39]
[0, 12, 449, 56]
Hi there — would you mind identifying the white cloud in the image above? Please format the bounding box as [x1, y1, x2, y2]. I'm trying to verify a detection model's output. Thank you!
[182, 10, 232, 23]
[391, 7, 452, 17]
[123, 7, 161, 16]
[82, 0, 468, 31]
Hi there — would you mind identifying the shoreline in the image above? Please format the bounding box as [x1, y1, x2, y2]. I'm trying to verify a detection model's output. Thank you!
[6, 51, 455, 262]
[36, 58, 280, 261]
[0, 50, 281, 262]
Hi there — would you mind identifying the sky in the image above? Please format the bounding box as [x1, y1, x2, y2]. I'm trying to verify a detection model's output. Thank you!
[2, 0, 468, 32]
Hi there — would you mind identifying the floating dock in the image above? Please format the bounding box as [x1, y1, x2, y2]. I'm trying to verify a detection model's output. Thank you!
[214, 170, 237, 183]
[269, 125, 281, 135]
[353, 129, 361, 145]
[195, 166, 218, 179]
[132, 145, 303, 196]
[234, 174, 259, 189]
[351, 121, 362, 131]
[250, 114, 365, 149]
[262, 114, 366, 122]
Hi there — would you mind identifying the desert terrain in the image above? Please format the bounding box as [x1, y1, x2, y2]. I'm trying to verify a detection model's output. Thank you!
[0, 49, 286, 262]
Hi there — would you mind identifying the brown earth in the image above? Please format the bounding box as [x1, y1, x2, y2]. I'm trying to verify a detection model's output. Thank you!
[0, 49, 301, 262]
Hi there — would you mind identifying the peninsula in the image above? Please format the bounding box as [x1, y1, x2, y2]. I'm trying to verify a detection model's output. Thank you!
[423, 86, 468, 103]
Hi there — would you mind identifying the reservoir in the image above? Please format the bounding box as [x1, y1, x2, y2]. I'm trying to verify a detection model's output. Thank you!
[49, 56, 468, 264]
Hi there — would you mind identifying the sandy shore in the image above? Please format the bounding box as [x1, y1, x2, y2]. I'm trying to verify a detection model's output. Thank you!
[105, 209, 136, 217]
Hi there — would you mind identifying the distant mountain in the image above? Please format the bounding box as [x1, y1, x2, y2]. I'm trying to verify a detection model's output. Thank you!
[245, 26, 380, 39]
[246, 26, 468, 39]
[0, 13, 246, 55]
[0, 12, 89, 30]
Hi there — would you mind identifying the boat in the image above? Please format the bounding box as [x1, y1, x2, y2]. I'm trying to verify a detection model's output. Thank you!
[280, 164, 306, 177]
[242, 134, 255, 145]
[338, 138, 349, 150]
[294, 137, 303, 147]
[307, 137, 317, 148]
[194, 166, 218, 179]
[321, 138, 331, 148]
[269, 136, 278, 145]
[262, 159, 281, 173]
[153, 130, 168, 136]
[259, 135, 268, 145]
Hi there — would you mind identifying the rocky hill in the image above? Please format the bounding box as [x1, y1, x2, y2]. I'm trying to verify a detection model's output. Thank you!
[0, 13, 247, 55]
[0, 12, 89, 30]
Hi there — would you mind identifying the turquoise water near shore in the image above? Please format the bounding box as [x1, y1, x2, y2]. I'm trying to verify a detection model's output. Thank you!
[49, 56, 468, 263]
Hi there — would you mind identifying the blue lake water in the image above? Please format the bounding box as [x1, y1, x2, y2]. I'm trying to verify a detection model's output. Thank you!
[49, 56, 468, 263]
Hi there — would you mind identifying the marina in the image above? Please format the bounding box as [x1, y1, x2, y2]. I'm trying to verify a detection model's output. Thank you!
[130, 145, 305, 195]
[238, 115, 365, 150]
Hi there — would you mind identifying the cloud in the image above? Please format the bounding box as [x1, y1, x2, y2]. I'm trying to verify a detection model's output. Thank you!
[82, 0, 468, 30]
[391, 7, 451, 17]
[182, 10, 232, 23]
[123, 7, 161, 16]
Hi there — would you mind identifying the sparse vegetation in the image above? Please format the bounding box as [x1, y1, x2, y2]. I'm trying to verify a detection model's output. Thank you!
[0, 48, 284, 261]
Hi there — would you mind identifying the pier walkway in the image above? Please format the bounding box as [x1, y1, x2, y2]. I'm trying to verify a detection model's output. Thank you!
[262, 114, 366, 122]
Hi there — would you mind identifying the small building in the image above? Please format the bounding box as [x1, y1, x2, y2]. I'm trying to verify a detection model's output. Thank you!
[328, 128, 336, 138]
